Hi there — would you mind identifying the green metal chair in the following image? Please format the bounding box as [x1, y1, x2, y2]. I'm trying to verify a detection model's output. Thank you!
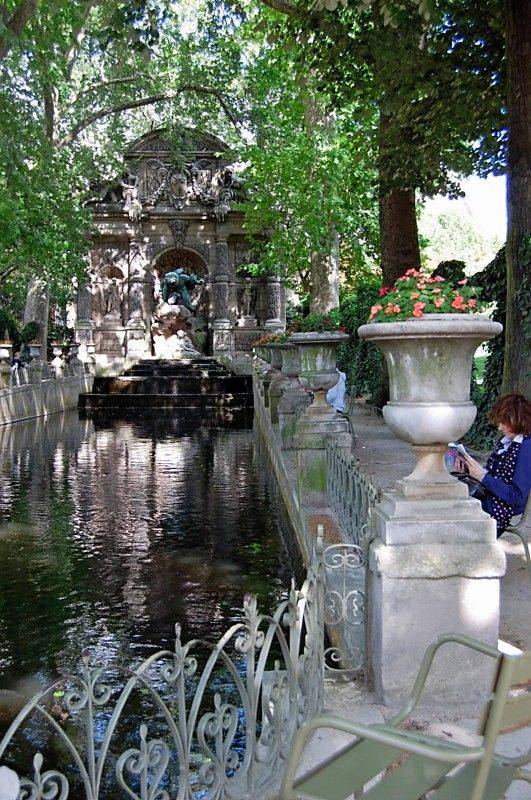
[280, 633, 531, 800]
[503, 495, 531, 587]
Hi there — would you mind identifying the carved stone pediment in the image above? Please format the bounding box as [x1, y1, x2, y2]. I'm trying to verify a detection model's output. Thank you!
[88, 128, 241, 219]
[126, 128, 228, 158]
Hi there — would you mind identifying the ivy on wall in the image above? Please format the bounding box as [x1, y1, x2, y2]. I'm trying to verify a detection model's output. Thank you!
[465, 246, 506, 450]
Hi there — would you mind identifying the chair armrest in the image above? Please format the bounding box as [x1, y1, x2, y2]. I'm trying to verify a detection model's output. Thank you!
[280, 715, 483, 799]
[389, 633, 500, 727]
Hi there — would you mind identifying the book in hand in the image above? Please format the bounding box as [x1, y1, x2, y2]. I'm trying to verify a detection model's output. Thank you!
[449, 442, 469, 459]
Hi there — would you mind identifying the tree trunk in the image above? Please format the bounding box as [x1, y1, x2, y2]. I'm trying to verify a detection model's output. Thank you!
[502, 0, 531, 397]
[379, 189, 421, 287]
[309, 229, 340, 313]
[0, 0, 38, 61]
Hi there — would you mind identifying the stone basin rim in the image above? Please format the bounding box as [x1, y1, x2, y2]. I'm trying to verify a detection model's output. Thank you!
[288, 331, 349, 343]
[358, 314, 502, 340]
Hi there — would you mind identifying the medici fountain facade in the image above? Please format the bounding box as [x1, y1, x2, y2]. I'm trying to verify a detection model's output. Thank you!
[74, 128, 285, 372]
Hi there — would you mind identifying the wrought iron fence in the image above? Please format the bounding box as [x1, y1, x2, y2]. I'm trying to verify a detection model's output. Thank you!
[0, 544, 325, 800]
[326, 444, 378, 549]
[324, 445, 379, 676]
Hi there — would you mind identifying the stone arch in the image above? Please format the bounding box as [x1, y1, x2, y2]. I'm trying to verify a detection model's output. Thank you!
[100, 264, 125, 280]
[152, 247, 208, 279]
[151, 247, 210, 319]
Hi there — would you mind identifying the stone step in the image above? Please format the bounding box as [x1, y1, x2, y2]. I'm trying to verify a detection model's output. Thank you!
[91, 375, 252, 395]
[78, 406, 254, 427]
[79, 392, 254, 410]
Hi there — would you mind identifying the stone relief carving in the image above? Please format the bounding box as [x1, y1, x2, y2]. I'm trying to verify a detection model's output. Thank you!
[168, 219, 189, 248]
[90, 158, 241, 221]
[233, 243, 254, 269]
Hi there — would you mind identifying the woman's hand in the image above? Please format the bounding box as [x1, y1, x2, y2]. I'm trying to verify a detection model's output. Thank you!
[464, 453, 487, 481]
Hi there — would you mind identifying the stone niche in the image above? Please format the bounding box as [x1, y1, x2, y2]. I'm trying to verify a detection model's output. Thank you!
[79, 127, 285, 373]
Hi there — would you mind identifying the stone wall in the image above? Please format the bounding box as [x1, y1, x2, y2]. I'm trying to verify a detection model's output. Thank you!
[0, 375, 94, 426]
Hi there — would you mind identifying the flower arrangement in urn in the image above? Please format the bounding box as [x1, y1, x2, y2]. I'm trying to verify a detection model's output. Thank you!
[289, 309, 347, 333]
[369, 269, 483, 322]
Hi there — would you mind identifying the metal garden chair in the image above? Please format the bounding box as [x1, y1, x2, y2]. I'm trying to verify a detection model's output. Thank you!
[503, 495, 531, 587]
[280, 633, 531, 800]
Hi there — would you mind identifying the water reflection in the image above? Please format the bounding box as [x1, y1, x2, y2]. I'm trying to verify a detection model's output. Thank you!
[0, 412, 296, 690]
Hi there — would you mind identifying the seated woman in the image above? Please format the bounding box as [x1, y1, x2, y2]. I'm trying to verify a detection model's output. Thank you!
[464, 393, 531, 536]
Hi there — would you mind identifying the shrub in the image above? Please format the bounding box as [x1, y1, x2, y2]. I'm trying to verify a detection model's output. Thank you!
[337, 277, 387, 406]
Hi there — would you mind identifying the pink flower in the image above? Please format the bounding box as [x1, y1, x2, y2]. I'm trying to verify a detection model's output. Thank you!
[410, 291, 420, 300]
[432, 287, 442, 294]
[379, 286, 392, 297]
[451, 295, 466, 310]
[412, 301, 425, 318]
[369, 304, 383, 320]
[432, 275, 444, 282]
[393, 305, 401, 313]
[434, 297, 445, 308]
[468, 298, 477, 309]
[458, 279, 468, 285]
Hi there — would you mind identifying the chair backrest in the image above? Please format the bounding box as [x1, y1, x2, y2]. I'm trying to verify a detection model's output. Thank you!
[473, 650, 531, 800]
[518, 493, 531, 527]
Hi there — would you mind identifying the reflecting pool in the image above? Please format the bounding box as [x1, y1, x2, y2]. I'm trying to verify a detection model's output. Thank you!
[0, 412, 297, 691]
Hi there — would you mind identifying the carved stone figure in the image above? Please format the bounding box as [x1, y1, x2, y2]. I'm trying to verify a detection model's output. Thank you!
[240, 278, 254, 317]
[104, 280, 122, 319]
[168, 219, 189, 247]
[160, 269, 204, 312]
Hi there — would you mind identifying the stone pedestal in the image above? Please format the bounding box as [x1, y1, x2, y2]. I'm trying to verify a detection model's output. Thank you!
[126, 324, 149, 358]
[367, 457, 505, 708]
[23, 277, 49, 360]
[367, 500, 505, 706]
[278, 387, 311, 449]
[294, 399, 350, 511]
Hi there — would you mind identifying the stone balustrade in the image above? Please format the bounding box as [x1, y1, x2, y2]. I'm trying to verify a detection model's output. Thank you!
[0, 345, 94, 425]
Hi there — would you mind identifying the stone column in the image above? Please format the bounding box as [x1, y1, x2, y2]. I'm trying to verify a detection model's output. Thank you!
[126, 239, 150, 359]
[213, 236, 233, 352]
[263, 275, 284, 331]
[23, 277, 49, 360]
[74, 279, 94, 363]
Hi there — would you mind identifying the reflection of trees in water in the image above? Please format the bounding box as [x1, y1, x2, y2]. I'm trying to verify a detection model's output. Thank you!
[0, 412, 296, 691]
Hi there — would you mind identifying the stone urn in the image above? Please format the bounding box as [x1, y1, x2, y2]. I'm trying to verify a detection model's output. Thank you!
[358, 314, 502, 489]
[28, 342, 43, 360]
[289, 331, 349, 417]
[0, 340, 13, 363]
[280, 343, 301, 381]
[269, 343, 284, 370]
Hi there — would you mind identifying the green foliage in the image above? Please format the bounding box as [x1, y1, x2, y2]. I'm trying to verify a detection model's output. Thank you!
[0, 308, 20, 345]
[291, 309, 343, 332]
[336, 276, 387, 404]
[434, 260, 467, 284]
[20, 322, 40, 343]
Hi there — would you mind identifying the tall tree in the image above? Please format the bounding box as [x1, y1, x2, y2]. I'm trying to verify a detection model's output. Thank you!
[503, 0, 530, 396]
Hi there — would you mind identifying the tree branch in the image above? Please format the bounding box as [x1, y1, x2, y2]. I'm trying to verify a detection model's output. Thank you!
[71, 74, 150, 104]
[0, 264, 19, 281]
[0, 0, 38, 61]
[258, 0, 305, 17]
[64, 0, 102, 80]
[59, 84, 242, 146]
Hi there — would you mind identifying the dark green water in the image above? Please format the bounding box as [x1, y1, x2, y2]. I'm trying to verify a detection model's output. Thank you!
[0, 412, 297, 691]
